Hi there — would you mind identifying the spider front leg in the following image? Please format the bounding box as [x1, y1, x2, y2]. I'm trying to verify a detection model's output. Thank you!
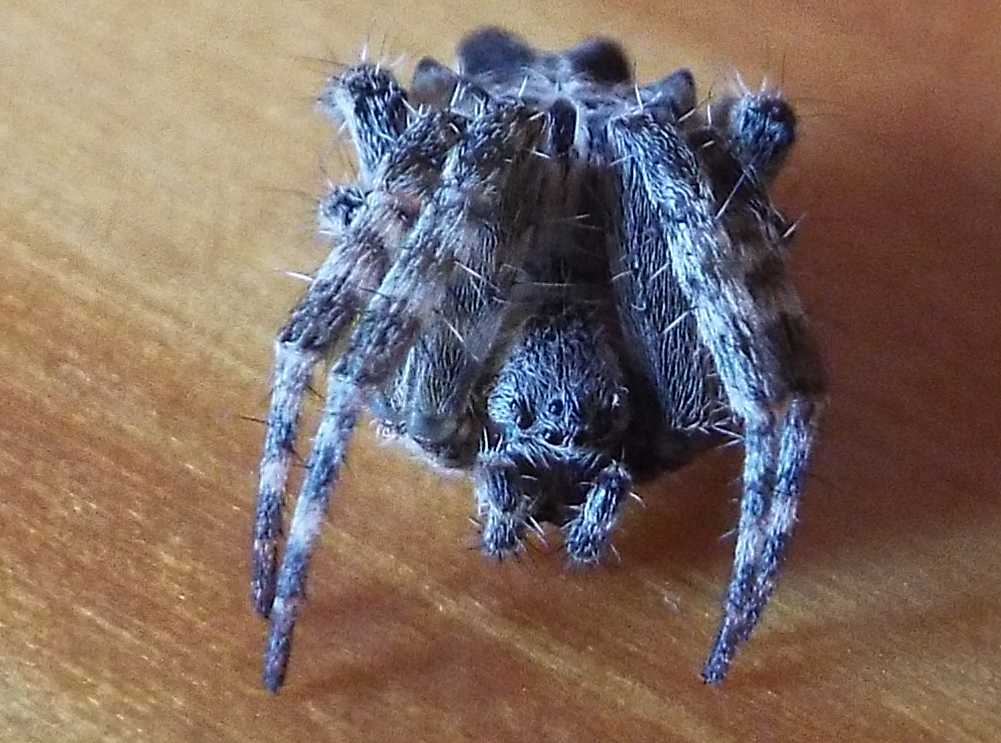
[382, 157, 534, 458]
[608, 108, 825, 684]
[262, 101, 544, 692]
[251, 82, 462, 617]
[712, 89, 797, 183]
[316, 63, 410, 182]
[389, 254, 524, 459]
[373, 226, 528, 468]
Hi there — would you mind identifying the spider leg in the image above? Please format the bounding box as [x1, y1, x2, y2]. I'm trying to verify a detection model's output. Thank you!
[474, 443, 538, 556]
[746, 395, 821, 621]
[563, 458, 632, 564]
[607, 177, 719, 434]
[606, 143, 723, 480]
[400, 286, 514, 453]
[607, 111, 825, 684]
[372, 231, 528, 469]
[713, 90, 797, 183]
[252, 99, 463, 617]
[410, 57, 493, 114]
[316, 63, 410, 182]
[639, 68, 697, 125]
[378, 72, 528, 460]
[262, 101, 544, 691]
[685, 88, 800, 255]
[703, 394, 822, 683]
[400, 194, 534, 455]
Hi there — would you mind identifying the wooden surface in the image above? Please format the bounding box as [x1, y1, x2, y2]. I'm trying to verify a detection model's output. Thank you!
[2, 1, 999, 741]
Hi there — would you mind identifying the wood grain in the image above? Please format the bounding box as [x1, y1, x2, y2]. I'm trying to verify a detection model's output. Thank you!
[2, 2, 999, 741]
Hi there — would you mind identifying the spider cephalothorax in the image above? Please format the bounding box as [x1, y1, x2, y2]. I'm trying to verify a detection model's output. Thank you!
[252, 27, 825, 692]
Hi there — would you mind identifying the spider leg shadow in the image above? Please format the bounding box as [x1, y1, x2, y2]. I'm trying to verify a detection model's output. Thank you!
[280, 554, 573, 706]
[726, 589, 1001, 690]
[612, 446, 743, 572]
[287, 586, 465, 697]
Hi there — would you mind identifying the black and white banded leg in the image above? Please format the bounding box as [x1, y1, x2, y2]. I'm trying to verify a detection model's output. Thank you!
[607, 106, 825, 684]
[252, 67, 461, 617]
[262, 100, 545, 691]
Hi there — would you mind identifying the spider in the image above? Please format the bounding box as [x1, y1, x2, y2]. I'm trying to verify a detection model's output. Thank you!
[251, 27, 826, 693]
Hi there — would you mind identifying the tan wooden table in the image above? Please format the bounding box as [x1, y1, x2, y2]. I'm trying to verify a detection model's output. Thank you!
[3, 2, 999, 740]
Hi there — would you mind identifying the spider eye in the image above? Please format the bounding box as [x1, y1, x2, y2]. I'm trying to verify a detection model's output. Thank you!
[514, 402, 534, 429]
[547, 399, 564, 416]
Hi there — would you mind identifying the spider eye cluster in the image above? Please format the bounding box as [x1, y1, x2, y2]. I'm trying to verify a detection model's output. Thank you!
[496, 383, 627, 449]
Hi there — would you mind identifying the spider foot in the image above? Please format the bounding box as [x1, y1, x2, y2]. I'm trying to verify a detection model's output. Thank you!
[262, 595, 301, 693]
[702, 618, 739, 684]
[480, 509, 527, 560]
[703, 598, 765, 683]
[563, 460, 630, 565]
[562, 517, 609, 565]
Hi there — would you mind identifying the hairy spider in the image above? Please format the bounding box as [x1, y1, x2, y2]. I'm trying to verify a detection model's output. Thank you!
[252, 27, 825, 693]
